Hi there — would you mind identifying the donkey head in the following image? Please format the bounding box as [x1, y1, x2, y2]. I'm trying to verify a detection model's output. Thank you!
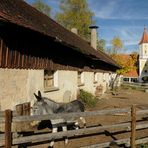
[33, 91, 46, 115]
[32, 91, 54, 116]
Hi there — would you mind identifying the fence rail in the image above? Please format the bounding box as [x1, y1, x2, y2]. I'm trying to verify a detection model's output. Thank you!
[1, 105, 148, 147]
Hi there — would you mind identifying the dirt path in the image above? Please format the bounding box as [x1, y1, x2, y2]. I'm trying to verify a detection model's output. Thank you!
[92, 89, 148, 110]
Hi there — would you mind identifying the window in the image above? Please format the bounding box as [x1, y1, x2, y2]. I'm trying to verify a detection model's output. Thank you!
[123, 78, 129, 82]
[78, 71, 84, 86]
[94, 72, 98, 83]
[131, 78, 138, 83]
[44, 70, 58, 91]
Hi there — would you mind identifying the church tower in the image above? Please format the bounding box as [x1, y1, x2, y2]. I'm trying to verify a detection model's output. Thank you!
[139, 27, 148, 82]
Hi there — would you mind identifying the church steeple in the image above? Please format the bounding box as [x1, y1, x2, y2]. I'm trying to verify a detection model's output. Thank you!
[139, 27, 148, 44]
[139, 27, 148, 82]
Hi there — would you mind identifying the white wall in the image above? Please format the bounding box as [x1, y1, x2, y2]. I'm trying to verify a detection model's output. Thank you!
[42, 70, 77, 103]
[0, 68, 117, 110]
[0, 69, 29, 110]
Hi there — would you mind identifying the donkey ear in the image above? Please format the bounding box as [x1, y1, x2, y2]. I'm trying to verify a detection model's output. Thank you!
[34, 93, 42, 101]
[38, 91, 42, 98]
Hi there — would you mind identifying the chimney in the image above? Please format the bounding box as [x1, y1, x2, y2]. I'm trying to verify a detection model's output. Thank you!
[71, 28, 78, 35]
[89, 25, 99, 50]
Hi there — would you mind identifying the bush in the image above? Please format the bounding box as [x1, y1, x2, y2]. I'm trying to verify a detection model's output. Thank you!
[78, 89, 98, 108]
[142, 76, 148, 82]
[139, 144, 148, 148]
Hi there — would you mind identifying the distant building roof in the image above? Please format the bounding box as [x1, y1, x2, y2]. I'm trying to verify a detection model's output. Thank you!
[123, 69, 138, 77]
[139, 27, 148, 44]
[0, 0, 120, 69]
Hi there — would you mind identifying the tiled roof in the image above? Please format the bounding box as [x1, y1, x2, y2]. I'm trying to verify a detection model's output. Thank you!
[0, 0, 120, 69]
[139, 27, 148, 44]
[123, 69, 138, 77]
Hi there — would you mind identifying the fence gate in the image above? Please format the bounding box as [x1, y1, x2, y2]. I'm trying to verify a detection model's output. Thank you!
[16, 102, 31, 116]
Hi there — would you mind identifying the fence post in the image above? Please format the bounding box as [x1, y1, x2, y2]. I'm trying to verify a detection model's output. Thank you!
[131, 105, 136, 148]
[5, 109, 12, 148]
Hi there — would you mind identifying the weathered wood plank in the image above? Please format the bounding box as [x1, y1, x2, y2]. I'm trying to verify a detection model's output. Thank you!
[0, 39, 3, 67]
[131, 105, 136, 148]
[13, 108, 131, 122]
[0, 134, 4, 141]
[0, 121, 148, 146]
[11, 122, 148, 146]
[11, 122, 131, 145]
[137, 109, 148, 115]
[5, 110, 12, 148]
[0, 111, 17, 118]
[80, 138, 130, 148]
[81, 137, 148, 148]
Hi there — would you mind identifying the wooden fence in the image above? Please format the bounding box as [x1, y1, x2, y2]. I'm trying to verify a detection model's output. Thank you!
[1, 105, 148, 148]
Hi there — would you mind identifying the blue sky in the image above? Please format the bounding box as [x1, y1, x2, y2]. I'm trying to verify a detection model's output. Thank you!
[26, 0, 148, 53]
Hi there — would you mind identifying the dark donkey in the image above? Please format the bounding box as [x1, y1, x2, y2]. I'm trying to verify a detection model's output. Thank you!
[32, 91, 86, 146]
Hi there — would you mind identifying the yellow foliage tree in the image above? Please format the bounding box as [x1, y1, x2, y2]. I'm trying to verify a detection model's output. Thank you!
[111, 36, 123, 54]
[111, 53, 138, 75]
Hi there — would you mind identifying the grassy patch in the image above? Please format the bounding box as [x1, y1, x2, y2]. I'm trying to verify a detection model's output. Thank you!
[139, 144, 148, 148]
[121, 84, 145, 91]
[78, 89, 98, 108]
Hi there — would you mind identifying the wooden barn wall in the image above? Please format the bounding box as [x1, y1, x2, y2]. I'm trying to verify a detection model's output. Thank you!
[0, 23, 117, 72]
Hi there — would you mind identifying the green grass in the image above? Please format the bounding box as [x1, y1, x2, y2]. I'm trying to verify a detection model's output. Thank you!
[121, 84, 145, 92]
[139, 144, 148, 148]
[78, 89, 98, 108]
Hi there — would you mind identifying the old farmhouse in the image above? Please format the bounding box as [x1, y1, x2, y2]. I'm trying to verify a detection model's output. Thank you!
[0, 0, 120, 110]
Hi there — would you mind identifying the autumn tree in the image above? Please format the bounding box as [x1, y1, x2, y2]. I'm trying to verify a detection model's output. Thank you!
[32, 0, 51, 17]
[109, 52, 138, 91]
[112, 53, 138, 75]
[98, 39, 106, 52]
[111, 36, 123, 54]
[56, 0, 95, 40]
[130, 52, 138, 67]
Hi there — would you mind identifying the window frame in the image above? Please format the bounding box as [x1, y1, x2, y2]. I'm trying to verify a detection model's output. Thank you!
[78, 71, 84, 86]
[44, 70, 59, 92]
[94, 72, 98, 83]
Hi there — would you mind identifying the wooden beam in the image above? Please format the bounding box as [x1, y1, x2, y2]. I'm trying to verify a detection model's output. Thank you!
[11, 122, 130, 145]
[137, 109, 148, 115]
[131, 105, 136, 148]
[0, 39, 3, 67]
[1, 120, 148, 146]
[5, 110, 12, 148]
[80, 138, 130, 148]
[13, 108, 131, 122]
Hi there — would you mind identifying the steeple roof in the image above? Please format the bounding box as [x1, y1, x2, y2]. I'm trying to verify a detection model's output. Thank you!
[139, 27, 148, 44]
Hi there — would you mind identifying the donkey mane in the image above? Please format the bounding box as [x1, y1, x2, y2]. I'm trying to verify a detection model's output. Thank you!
[43, 97, 57, 103]
[43, 97, 83, 106]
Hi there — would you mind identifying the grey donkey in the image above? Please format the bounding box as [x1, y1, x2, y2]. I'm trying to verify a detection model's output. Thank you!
[31, 91, 86, 147]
